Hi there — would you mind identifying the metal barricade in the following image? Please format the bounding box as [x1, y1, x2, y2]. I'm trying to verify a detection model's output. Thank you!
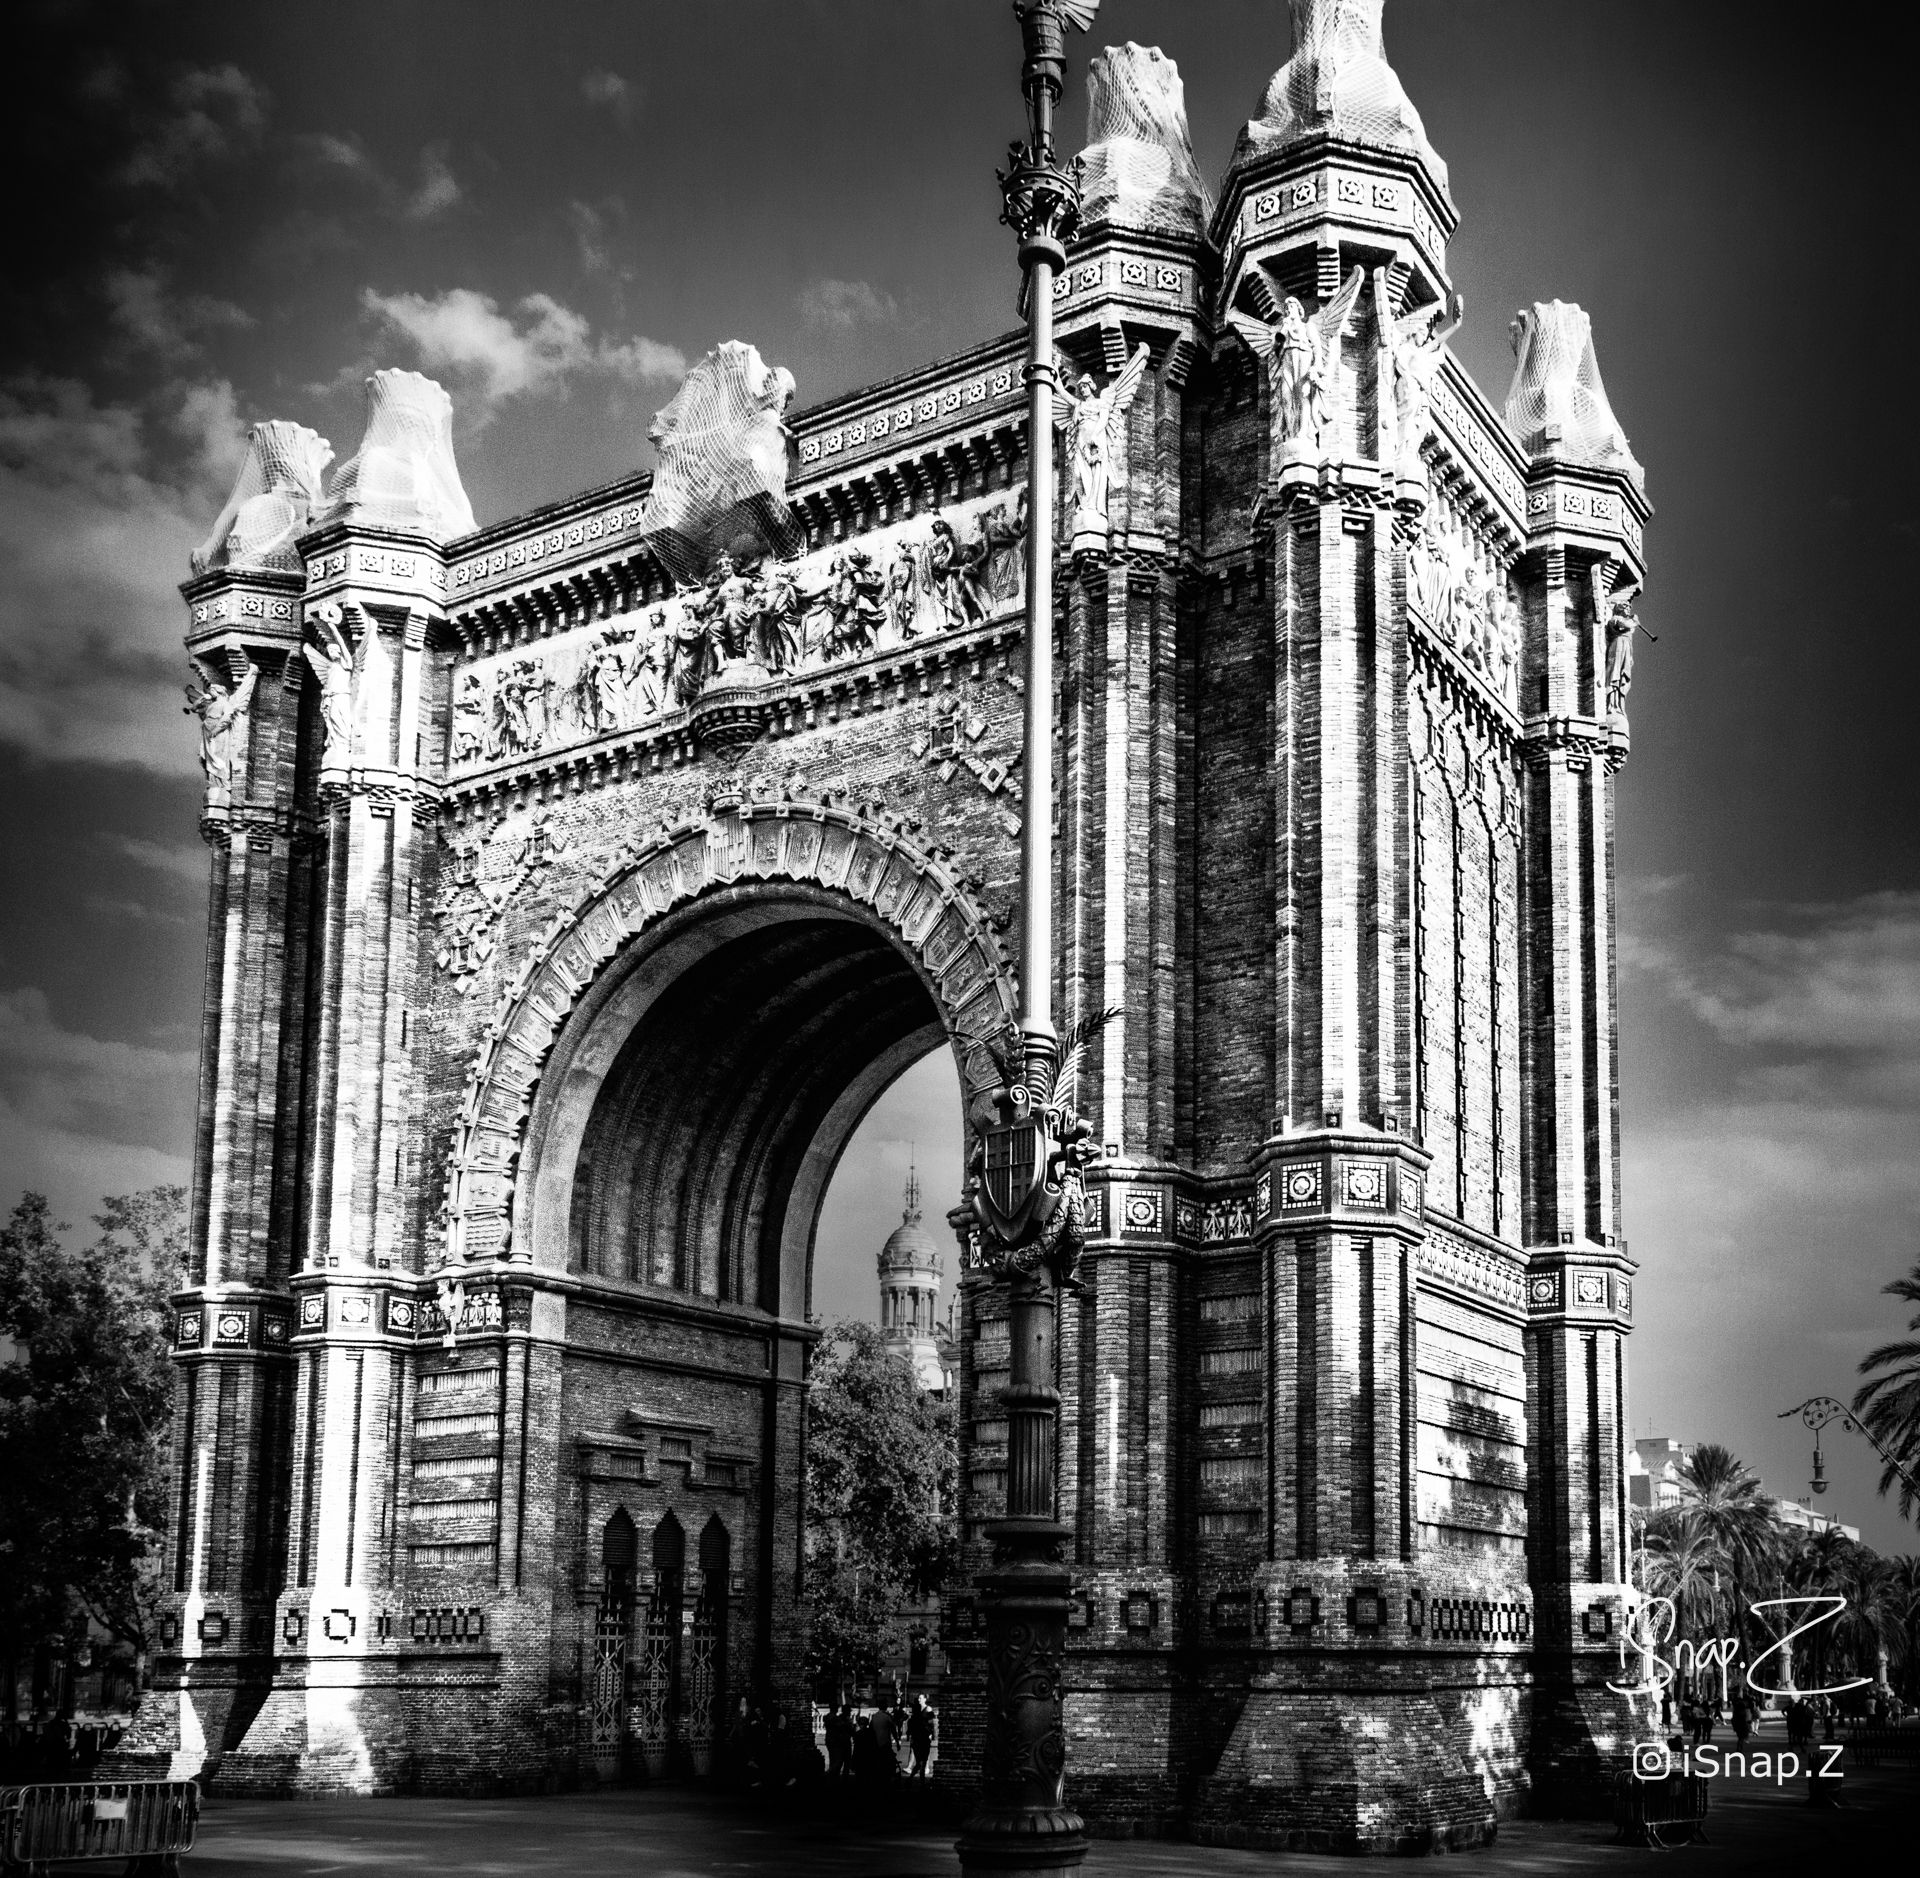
[0, 1779, 199, 1873]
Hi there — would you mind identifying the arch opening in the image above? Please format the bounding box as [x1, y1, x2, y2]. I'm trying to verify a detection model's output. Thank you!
[524, 882, 972, 1324]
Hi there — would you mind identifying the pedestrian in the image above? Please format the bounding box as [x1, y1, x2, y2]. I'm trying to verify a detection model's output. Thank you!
[824, 1703, 851, 1779]
[908, 1696, 935, 1779]
[1731, 1687, 1753, 1746]
[743, 1701, 767, 1788]
[863, 1702, 896, 1782]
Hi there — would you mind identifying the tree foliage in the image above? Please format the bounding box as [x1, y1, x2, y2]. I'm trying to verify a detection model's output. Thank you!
[802, 1318, 956, 1691]
[0, 1188, 182, 1677]
[1854, 1257, 1920, 1521]
[1632, 1440, 1920, 1699]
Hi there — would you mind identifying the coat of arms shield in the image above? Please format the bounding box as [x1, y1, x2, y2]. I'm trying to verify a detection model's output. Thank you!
[977, 1111, 1053, 1245]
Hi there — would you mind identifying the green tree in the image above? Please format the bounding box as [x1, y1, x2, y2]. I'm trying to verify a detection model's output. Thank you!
[802, 1319, 956, 1696]
[1638, 1507, 1721, 1645]
[1889, 1555, 1920, 1703]
[1853, 1258, 1920, 1521]
[0, 1187, 182, 1695]
[1676, 1443, 1780, 1659]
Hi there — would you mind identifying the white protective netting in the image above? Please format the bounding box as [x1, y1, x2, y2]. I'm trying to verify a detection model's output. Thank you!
[1078, 43, 1211, 237]
[641, 341, 801, 582]
[1503, 301, 1641, 481]
[1233, 0, 1448, 191]
[192, 420, 333, 574]
[322, 369, 476, 542]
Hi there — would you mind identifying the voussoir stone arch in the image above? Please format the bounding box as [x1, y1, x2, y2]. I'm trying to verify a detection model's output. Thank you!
[440, 795, 1016, 1273]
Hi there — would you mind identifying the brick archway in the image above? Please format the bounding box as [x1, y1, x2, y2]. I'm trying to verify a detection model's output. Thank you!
[440, 796, 1016, 1283]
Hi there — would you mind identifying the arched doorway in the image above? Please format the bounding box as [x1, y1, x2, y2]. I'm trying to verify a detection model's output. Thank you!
[452, 803, 1015, 1779]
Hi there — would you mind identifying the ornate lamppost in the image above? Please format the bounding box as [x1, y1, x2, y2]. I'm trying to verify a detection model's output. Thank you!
[1779, 1397, 1920, 1509]
[954, 7, 1102, 1878]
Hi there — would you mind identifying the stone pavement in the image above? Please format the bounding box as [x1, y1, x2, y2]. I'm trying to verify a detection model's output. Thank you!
[73, 1761, 1909, 1877]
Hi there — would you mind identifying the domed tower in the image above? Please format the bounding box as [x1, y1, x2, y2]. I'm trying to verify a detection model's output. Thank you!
[877, 1165, 950, 1393]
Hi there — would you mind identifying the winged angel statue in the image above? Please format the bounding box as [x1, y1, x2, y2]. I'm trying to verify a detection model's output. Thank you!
[1054, 342, 1150, 536]
[1385, 288, 1464, 472]
[1228, 266, 1365, 459]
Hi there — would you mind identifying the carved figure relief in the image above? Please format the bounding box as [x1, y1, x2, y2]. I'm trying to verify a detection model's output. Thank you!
[926, 518, 989, 628]
[1593, 566, 1642, 717]
[1054, 342, 1149, 536]
[1229, 267, 1365, 459]
[304, 604, 356, 767]
[433, 807, 575, 986]
[184, 657, 259, 800]
[1385, 288, 1464, 473]
[1407, 519, 1518, 707]
[192, 422, 333, 574]
[445, 486, 1028, 775]
[979, 489, 1028, 603]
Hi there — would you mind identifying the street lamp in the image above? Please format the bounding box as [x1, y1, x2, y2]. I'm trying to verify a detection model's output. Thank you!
[954, 8, 1101, 1878]
[1779, 1396, 1920, 1510]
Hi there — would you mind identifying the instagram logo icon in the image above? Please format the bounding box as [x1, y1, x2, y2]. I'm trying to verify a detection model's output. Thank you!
[1632, 1741, 1673, 1782]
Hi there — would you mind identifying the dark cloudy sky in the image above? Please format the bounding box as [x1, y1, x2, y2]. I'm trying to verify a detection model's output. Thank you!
[4, 2, 1914, 1549]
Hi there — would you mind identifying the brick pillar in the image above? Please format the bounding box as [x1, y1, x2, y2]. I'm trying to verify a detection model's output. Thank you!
[222, 533, 449, 1790]
[1517, 538, 1642, 1808]
[1048, 331, 1193, 1832]
[126, 569, 315, 1780]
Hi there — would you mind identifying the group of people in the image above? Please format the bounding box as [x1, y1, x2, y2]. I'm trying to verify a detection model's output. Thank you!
[1660, 1680, 1909, 1751]
[726, 1693, 936, 1791]
[0, 1715, 122, 1782]
[821, 1694, 937, 1783]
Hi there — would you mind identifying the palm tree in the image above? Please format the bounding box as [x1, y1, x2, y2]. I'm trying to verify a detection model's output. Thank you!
[1677, 1443, 1780, 1659]
[1827, 1545, 1904, 1700]
[1769, 1526, 1859, 1694]
[1640, 1509, 1721, 1645]
[1890, 1557, 1920, 1704]
[1854, 1259, 1920, 1522]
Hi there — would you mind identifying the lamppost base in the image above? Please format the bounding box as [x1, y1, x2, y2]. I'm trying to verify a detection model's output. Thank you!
[956, 1809, 1090, 1878]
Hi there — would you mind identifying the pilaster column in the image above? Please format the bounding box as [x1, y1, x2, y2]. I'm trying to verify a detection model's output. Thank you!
[1513, 460, 1651, 1804]
[153, 568, 313, 1761]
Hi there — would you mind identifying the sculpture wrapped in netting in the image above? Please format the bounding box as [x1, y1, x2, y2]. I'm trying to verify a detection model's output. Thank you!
[1503, 300, 1641, 482]
[322, 369, 476, 542]
[1232, 0, 1448, 192]
[191, 421, 333, 574]
[641, 341, 802, 585]
[1078, 43, 1209, 238]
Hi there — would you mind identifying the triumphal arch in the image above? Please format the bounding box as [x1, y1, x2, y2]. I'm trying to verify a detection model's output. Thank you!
[144, 1, 1652, 1849]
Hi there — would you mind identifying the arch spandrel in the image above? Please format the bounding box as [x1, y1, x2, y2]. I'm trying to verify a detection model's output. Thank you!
[439, 798, 1015, 1277]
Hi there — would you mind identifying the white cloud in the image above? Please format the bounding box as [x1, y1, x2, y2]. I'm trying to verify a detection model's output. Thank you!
[600, 335, 689, 386]
[361, 287, 684, 426]
[0, 988, 195, 1226]
[580, 70, 640, 126]
[404, 143, 461, 220]
[122, 65, 270, 188]
[0, 373, 238, 775]
[1659, 891, 1920, 1058]
[1620, 890, 1920, 1547]
[362, 287, 589, 405]
[108, 834, 210, 886]
[798, 278, 900, 334]
[103, 267, 253, 366]
[567, 197, 634, 279]
[295, 132, 461, 221]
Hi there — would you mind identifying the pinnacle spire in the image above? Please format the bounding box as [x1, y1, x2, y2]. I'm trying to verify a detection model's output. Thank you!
[903, 1148, 921, 1224]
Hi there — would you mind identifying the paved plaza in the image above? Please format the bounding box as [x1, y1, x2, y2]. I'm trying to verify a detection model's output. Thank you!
[85, 1763, 1910, 1878]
